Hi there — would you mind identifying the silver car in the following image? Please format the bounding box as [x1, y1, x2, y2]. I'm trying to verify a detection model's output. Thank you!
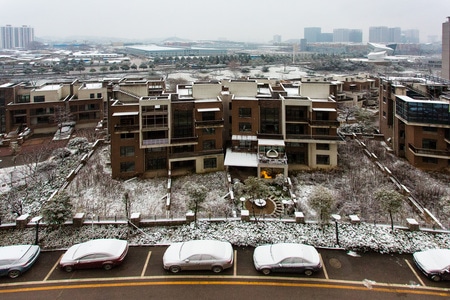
[413, 249, 450, 282]
[163, 240, 234, 273]
[0, 245, 41, 278]
[253, 243, 322, 275]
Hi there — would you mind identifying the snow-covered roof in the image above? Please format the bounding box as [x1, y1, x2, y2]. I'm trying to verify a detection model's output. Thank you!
[258, 139, 285, 146]
[224, 148, 258, 167]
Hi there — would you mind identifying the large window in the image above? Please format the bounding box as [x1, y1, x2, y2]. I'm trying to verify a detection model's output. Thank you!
[120, 161, 135, 172]
[286, 106, 306, 121]
[173, 110, 192, 138]
[120, 133, 134, 139]
[203, 140, 216, 150]
[204, 158, 217, 169]
[316, 144, 330, 150]
[422, 139, 437, 149]
[120, 146, 135, 157]
[260, 107, 279, 134]
[238, 107, 251, 118]
[316, 155, 330, 165]
[239, 122, 252, 132]
[33, 95, 45, 102]
[202, 111, 215, 121]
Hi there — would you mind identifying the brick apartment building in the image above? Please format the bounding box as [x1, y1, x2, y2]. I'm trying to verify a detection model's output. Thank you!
[379, 76, 450, 170]
[109, 77, 345, 179]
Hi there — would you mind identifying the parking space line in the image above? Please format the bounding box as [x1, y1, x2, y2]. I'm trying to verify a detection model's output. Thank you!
[320, 254, 329, 280]
[405, 259, 426, 287]
[233, 250, 237, 277]
[44, 254, 63, 281]
[141, 251, 152, 277]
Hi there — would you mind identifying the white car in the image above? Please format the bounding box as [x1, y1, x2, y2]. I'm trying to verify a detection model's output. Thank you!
[163, 240, 234, 273]
[413, 249, 450, 281]
[253, 243, 322, 275]
[59, 239, 129, 272]
[0, 245, 40, 278]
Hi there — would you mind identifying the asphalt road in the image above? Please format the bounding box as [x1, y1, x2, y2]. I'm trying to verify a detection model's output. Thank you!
[0, 246, 449, 299]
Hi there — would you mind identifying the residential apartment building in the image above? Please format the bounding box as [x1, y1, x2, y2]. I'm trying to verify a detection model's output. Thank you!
[1, 79, 107, 135]
[379, 77, 450, 170]
[0, 25, 34, 49]
[109, 77, 344, 179]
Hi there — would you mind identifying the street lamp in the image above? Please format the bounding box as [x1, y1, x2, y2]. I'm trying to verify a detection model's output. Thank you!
[240, 197, 246, 209]
[331, 214, 341, 247]
[31, 216, 43, 245]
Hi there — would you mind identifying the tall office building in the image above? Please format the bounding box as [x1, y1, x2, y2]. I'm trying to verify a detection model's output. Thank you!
[369, 26, 389, 43]
[442, 17, 450, 80]
[304, 27, 321, 43]
[388, 27, 401, 43]
[402, 29, 420, 43]
[0, 25, 34, 49]
[333, 28, 362, 43]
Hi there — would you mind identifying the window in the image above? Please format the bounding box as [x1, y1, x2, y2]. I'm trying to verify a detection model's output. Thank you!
[286, 106, 306, 121]
[120, 133, 134, 139]
[120, 161, 135, 172]
[202, 128, 215, 135]
[173, 110, 192, 138]
[316, 155, 330, 165]
[120, 146, 135, 157]
[422, 139, 437, 150]
[204, 158, 217, 169]
[316, 144, 330, 150]
[90, 93, 95, 99]
[239, 122, 252, 132]
[33, 95, 45, 102]
[146, 158, 166, 170]
[203, 140, 215, 150]
[17, 95, 30, 103]
[260, 107, 279, 134]
[202, 111, 215, 121]
[315, 128, 329, 135]
[97, 93, 102, 98]
[238, 107, 251, 118]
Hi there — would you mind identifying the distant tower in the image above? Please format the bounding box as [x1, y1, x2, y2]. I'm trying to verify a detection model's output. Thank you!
[273, 34, 282, 44]
[443, 17, 450, 80]
[0, 25, 34, 49]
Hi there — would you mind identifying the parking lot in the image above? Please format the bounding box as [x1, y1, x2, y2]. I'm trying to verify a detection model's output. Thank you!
[1, 246, 449, 291]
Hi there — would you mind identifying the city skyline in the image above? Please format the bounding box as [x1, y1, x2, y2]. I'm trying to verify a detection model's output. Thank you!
[1, 0, 449, 43]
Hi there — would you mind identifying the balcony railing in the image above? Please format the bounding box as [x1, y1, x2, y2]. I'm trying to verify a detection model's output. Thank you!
[408, 144, 450, 158]
[142, 138, 169, 146]
[194, 119, 224, 128]
[114, 124, 140, 133]
[169, 149, 223, 159]
[170, 136, 198, 145]
[286, 134, 345, 141]
[309, 119, 340, 127]
[258, 153, 288, 165]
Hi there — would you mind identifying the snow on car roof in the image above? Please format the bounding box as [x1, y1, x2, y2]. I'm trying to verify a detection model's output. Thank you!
[271, 243, 317, 263]
[72, 239, 127, 259]
[179, 240, 229, 259]
[0, 245, 33, 260]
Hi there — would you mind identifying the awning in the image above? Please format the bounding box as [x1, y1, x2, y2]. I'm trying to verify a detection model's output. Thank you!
[197, 108, 220, 112]
[312, 108, 336, 112]
[224, 148, 258, 167]
[112, 111, 139, 116]
[258, 139, 285, 146]
[232, 135, 257, 141]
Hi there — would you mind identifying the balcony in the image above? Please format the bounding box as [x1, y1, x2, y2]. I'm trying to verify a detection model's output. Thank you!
[258, 153, 288, 165]
[170, 136, 198, 146]
[408, 144, 450, 159]
[169, 149, 222, 159]
[142, 138, 169, 146]
[114, 124, 140, 133]
[286, 134, 345, 142]
[194, 119, 224, 128]
[308, 119, 340, 127]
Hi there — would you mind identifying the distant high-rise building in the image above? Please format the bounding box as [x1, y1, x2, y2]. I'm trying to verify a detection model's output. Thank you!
[0, 25, 34, 49]
[388, 27, 401, 43]
[304, 27, 321, 43]
[273, 34, 282, 44]
[333, 28, 362, 43]
[369, 26, 402, 43]
[402, 29, 420, 43]
[442, 17, 450, 80]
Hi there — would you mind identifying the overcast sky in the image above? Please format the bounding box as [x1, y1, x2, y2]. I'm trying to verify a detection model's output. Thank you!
[1, 0, 449, 43]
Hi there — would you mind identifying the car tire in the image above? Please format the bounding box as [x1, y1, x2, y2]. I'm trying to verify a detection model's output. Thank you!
[64, 265, 74, 273]
[431, 275, 441, 282]
[103, 264, 113, 271]
[8, 270, 21, 279]
[304, 269, 313, 276]
[261, 268, 271, 275]
[212, 266, 223, 273]
[169, 266, 181, 273]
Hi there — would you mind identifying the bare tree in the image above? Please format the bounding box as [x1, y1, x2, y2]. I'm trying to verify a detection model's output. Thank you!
[374, 188, 404, 232]
[52, 104, 73, 134]
[309, 185, 336, 225]
[184, 182, 208, 226]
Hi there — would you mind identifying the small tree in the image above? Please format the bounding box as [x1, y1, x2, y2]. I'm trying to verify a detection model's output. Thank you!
[309, 185, 335, 225]
[42, 192, 73, 225]
[184, 182, 208, 225]
[374, 188, 404, 231]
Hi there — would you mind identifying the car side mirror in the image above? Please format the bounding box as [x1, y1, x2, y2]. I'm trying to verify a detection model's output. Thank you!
[184, 259, 190, 263]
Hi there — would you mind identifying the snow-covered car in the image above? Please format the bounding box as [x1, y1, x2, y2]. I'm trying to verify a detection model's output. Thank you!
[59, 239, 129, 272]
[0, 245, 40, 278]
[253, 243, 322, 275]
[413, 249, 450, 282]
[163, 240, 234, 273]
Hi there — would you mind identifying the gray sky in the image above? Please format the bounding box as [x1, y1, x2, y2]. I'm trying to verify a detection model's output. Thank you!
[1, 0, 449, 43]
